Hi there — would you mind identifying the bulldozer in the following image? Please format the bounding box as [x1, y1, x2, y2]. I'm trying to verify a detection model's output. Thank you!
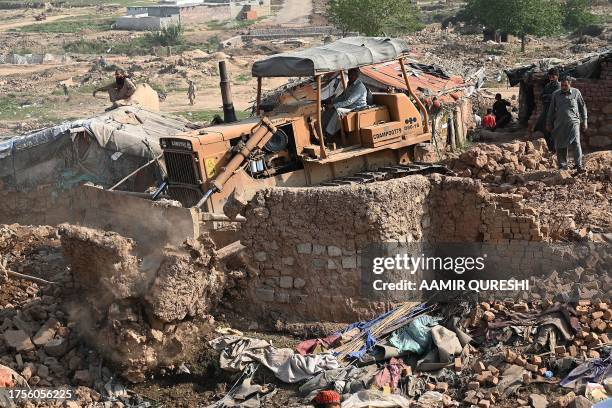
[157, 37, 441, 220]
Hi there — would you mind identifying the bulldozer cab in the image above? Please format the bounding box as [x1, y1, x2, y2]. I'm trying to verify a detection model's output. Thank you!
[159, 37, 434, 217]
[252, 37, 430, 160]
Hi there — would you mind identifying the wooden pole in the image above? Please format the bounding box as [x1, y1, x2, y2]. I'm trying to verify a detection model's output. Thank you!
[256, 77, 262, 116]
[340, 71, 348, 90]
[316, 75, 327, 159]
[399, 58, 429, 132]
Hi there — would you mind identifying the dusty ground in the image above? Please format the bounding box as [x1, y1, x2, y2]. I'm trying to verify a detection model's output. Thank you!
[1, 1, 609, 137]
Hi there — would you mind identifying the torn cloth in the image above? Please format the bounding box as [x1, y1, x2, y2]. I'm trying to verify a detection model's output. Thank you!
[389, 315, 442, 354]
[341, 390, 413, 408]
[296, 334, 341, 356]
[561, 358, 612, 389]
[210, 336, 339, 383]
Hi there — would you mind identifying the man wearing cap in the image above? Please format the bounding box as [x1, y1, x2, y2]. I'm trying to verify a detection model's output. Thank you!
[535, 68, 560, 152]
[312, 390, 341, 408]
[546, 76, 588, 172]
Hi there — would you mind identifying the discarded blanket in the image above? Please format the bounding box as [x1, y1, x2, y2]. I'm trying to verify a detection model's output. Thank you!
[389, 315, 442, 354]
[341, 390, 413, 408]
[561, 357, 612, 389]
[210, 336, 340, 383]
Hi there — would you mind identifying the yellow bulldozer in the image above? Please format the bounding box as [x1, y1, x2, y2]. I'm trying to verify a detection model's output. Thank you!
[156, 37, 446, 219]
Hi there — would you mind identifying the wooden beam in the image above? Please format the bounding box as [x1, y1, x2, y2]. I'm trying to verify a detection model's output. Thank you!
[256, 77, 262, 116]
[399, 58, 429, 132]
[316, 75, 328, 159]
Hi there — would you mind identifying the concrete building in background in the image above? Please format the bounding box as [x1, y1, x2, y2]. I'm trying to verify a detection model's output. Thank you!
[115, 0, 271, 31]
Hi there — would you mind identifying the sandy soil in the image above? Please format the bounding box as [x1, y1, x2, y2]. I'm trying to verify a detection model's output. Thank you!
[274, 0, 314, 25]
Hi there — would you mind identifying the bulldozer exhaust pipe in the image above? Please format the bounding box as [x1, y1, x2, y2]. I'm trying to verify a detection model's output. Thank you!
[219, 60, 237, 123]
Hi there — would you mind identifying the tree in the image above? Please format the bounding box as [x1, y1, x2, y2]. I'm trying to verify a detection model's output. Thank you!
[327, 0, 424, 37]
[460, 0, 563, 52]
[563, 0, 597, 33]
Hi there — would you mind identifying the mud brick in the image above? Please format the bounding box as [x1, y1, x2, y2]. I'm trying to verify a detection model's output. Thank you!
[483, 311, 496, 322]
[551, 391, 576, 408]
[478, 400, 491, 408]
[487, 365, 499, 376]
[596, 302, 608, 310]
[468, 381, 480, 391]
[480, 302, 491, 311]
[585, 332, 599, 343]
[525, 363, 539, 372]
[454, 357, 462, 372]
[515, 355, 527, 366]
[490, 376, 499, 386]
[464, 391, 479, 405]
[555, 346, 566, 355]
[472, 361, 486, 373]
[577, 330, 589, 339]
[568, 345, 578, 357]
[505, 349, 518, 363]
[493, 303, 505, 311]
[576, 306, 589, 316]
[516, 398, 528, 406]
[578, 300, 591, 306]
[514, 303, 529, 312]
[531, 356, 543, 366]
[588, 350, 600, 359]
[592, 311, 605, 320]
[603, 309, 612, 320]
[435, 382, 449, 393]
[476, 370, 492, 384]
[426, 383, 436, 391]
[538, 367, 548, 375]
[600, 334, 609, 344]
[523, 373, 532, 384]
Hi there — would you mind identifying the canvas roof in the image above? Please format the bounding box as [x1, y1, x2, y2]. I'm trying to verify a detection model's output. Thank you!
[252, 37, 411, 78]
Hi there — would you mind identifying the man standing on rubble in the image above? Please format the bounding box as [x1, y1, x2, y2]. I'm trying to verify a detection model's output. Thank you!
[92, 69, 136, 108]
[547, 76, 587, 172]
[492, 93, 512, 129]
[323, 68, 368, 137]
[187, 79, 197, 106]
[535, 68, 561, 152]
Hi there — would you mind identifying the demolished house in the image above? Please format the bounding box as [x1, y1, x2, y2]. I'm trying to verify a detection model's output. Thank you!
[0, 107, 200, 243]
[506, 49, 612, 149]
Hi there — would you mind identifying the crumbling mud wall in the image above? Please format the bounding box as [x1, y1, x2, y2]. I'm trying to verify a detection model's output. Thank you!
[58, 225, 224, 383]
[239, 175, 553, 323]
[0, 185, 199, 247]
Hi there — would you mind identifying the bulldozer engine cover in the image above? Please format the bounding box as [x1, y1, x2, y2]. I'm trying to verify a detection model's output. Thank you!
[360, 121, 403, 148]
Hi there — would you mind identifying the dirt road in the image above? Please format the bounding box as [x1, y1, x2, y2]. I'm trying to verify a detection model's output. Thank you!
[274, 0, 313, 26]
[0, 12, 89, 32]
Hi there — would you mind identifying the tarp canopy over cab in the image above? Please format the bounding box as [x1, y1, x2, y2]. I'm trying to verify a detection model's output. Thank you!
[251, 37, 411, 78]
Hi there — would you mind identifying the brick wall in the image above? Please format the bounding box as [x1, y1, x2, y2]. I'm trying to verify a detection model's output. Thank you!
[527, 60, 612, 149]
[239, 175, 550, 323]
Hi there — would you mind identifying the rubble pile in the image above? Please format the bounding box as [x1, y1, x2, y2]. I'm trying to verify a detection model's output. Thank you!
[0, 225, 119, 406]
[447, 140, 554, 183]
[58, 224, 224, 383]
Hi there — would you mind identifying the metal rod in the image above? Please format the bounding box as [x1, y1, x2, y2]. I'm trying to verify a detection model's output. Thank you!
[196, 188, 216, 210]
[399, 58, 429, 132]
[256, 77, 262, 116]
[109, 155, 161, 191]
[219, 60, 238, 123]
[151, 181, 168, 200]
[316, 75, 328, 159]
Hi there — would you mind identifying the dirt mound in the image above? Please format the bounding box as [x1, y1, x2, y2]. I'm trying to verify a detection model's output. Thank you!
[58, 224, 225, 383]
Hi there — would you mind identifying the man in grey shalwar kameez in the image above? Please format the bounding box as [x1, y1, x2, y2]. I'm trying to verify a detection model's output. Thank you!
[546, 77, 588, 172]
[323, 68, 368, 136]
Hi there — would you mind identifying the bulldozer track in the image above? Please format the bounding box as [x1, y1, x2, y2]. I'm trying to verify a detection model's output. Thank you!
[320, 163, 453, 187]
